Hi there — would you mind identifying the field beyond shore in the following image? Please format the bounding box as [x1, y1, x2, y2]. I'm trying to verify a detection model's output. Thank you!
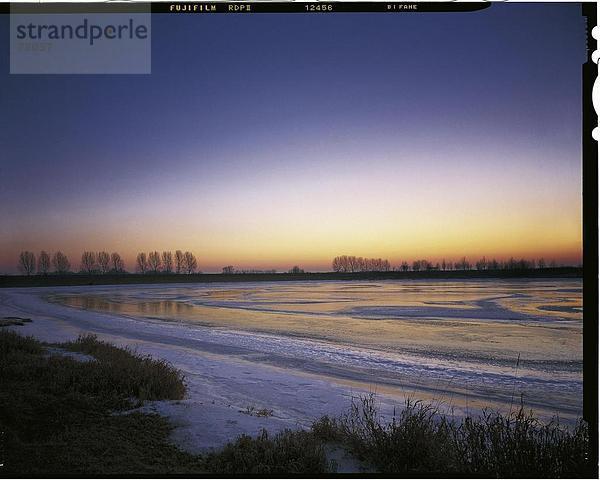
[0, 266, 583, 288]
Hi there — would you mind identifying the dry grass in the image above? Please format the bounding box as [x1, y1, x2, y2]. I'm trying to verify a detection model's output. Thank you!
[204, 428, 334, 475]
[311, 393, 591, 477]
[0, 330, 591, 476]
[61, 334, 186, 401]
[0, 330, 200, 475]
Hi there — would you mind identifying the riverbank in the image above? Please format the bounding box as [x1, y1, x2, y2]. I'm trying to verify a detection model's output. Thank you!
[0, 280, 589, 475]
[0, 287, 400, 454]
[1, 327, 591, 476]
[0, 267, 582, 288]
[0, 280, 583, 427]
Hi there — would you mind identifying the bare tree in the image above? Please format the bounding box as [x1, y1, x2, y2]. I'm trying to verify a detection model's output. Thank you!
[356, 257, 366, 272]
[332, 257, 343, 272]
[148, 251, 162, 273]
[183, 251, 197, 274]
[289, 266, 304, 274]
[52, 251, 70, 273]
[475, 257, 487, 271]
[162, 251, 173, 273]
[400, 261, 409, 272]
[136, 252, 148, 273]
[110, 252, 125, 272]
[97, 251, 110, 274]
[80, 251, 97, 273]
[411, 259, 433, 272]
[18, 251, 36, 275]
[332, 255, 390, 273]
[175, 250, 184, 274]
[37, 251, 50, 275]
[455, 257, 471, 271]
[537, 258, 546, 269]
[347, 256, 359, 273]
[222, 265, 235, 274]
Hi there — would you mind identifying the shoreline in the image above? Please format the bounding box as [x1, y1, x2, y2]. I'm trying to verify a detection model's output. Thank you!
[0, 282, 583, 435]
[0, 280, 580, 473]
[0, 287, 408, 453]
[0, 266, 583, 288]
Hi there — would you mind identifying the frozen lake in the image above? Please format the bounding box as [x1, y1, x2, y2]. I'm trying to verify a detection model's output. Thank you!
[47, 279, 582, 421]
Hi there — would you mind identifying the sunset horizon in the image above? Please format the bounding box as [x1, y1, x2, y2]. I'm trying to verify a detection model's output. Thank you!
[1, 4, 585, 275]
[0, 1, 593, 477]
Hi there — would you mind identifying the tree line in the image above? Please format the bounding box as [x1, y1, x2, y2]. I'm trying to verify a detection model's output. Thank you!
[17, 251, 70, 275]
[16, 250, 200, 275]
[15, 250, 566, 276]
[332, 256, 392, 273]
[221, 266, 278, 274]
[135, 250, 198, 274]
[333, 255, 561, 273]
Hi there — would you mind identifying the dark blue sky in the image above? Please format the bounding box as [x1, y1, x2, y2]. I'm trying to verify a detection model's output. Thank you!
[0, 4, 587, 272]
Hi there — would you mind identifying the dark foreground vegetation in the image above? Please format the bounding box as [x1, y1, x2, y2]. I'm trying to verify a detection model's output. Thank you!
[205, 394, 591, 477]
[0, 330, 592, 476]
[0, 266, 582, 288]
[311, 395, 591, 477]
[0, 330, 200, 475]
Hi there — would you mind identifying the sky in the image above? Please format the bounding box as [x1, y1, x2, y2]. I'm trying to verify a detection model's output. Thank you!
[0, 4, 587, 273]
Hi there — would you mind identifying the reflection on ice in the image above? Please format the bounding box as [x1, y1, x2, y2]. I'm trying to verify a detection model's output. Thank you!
[51, 279, 583, 421]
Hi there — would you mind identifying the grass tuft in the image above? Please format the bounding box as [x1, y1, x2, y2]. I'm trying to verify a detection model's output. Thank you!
[0, 330, 591, 476]
[311, 393, 592, 477]
[0, 328, 43, 355]
[204, 428, 335, 475]
[61, 334, 186, 401]
[0, 330, 198, 475]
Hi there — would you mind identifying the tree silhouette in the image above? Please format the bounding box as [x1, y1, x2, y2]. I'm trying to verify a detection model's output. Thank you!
[162, 251, 173, 273]
[332, 255, 391, 273]
[148, 251, 162, 273]
[110, 252, 124, 272]
[175, 250, 184, 274]
[97, 251, 110, 274]
[537, 258, 546, 269]
[222, 266, 235, 274]
[80, 251, 97, 273]
[183, 251, 197, 274]
[475, 257, 487, 271]
[455, 257, 471, 271]
[37, 251, 50, 275]
[332, 256, 343, 272]
[136, 252, 148, 274]
[52, 252, 70, 274]
[18, 251, 36, 275]
[487, 259, 499, 270]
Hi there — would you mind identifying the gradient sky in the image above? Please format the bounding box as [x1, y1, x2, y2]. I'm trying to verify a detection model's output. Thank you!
[0, 4, 586, 273]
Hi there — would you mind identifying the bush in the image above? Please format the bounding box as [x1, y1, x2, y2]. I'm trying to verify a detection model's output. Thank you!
[205, 428, 334, 475]
[0, 330, 198, 475]
[1, 330, 591, 476]
[311, 394, 591, 477]
[61, 334, 186, 401]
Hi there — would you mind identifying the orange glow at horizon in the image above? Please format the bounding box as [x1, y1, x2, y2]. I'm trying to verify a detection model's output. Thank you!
[0, 173, 582, 273]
